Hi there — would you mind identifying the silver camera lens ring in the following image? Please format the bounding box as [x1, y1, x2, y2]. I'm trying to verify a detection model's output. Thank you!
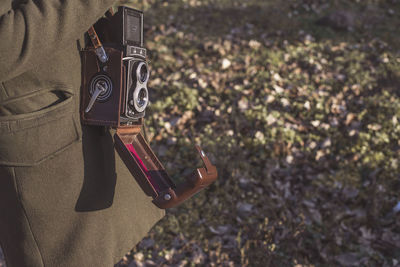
[133, 86, 148, 112]
[89, 74, 113, 101]
[136, 62, 150, 84]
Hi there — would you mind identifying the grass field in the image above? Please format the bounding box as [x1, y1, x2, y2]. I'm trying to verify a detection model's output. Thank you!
[2, 0, 399, 266]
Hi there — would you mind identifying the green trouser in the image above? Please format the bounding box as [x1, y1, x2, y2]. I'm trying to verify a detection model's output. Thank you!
[0, 1, 164, 266]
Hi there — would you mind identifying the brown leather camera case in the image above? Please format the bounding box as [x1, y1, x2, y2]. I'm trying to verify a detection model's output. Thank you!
[114, 127, 218, 209]
[80, 47, 124, 127]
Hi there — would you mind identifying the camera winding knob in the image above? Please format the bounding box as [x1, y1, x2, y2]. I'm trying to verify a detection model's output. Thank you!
[85, 74, 113, 113]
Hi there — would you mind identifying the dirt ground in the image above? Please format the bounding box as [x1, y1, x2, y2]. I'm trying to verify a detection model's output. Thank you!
[116, 0, 400, 266]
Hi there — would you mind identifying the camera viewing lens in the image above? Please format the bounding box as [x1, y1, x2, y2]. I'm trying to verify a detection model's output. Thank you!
[133, 62, 149, 84]
[139, 64, 148, 83]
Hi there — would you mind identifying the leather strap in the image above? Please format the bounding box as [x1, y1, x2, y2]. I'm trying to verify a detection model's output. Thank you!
[87, 26, 102, 50]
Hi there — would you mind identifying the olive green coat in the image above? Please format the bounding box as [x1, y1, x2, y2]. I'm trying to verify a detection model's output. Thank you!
[0, 1, 164, 266]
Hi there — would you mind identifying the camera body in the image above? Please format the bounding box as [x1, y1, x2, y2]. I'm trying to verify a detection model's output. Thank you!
[81, 7, 149, 127]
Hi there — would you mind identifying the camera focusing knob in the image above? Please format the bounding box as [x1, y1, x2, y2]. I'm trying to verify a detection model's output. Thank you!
[85, 74, 113, 113]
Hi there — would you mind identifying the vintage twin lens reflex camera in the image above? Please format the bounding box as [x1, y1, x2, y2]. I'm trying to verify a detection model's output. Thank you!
[80, 7, 218, 209]
[81, 7, 150, 127]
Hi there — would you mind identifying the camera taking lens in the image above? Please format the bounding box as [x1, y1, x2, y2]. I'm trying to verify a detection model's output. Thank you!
[137, 87, 147, 108]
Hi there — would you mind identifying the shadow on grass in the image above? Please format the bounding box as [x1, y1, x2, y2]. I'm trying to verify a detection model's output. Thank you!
[144, 1, 400, 48]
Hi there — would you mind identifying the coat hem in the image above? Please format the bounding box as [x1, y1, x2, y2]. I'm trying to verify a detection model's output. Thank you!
[12, 166, 46, 267]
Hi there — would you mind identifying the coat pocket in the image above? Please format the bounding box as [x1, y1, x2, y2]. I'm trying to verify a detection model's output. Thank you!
[0, 96, 80, 166]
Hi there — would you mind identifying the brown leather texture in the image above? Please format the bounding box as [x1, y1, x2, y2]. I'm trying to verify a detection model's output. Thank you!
[152, 146, 218, 209]
[114, 130, 218, 209]
[80, 47, 123, 127]
[114, 131, 173, 197]
[114, 131, 157, 197]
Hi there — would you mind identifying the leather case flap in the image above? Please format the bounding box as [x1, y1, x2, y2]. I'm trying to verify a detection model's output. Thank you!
[114, 130, 218, 209]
